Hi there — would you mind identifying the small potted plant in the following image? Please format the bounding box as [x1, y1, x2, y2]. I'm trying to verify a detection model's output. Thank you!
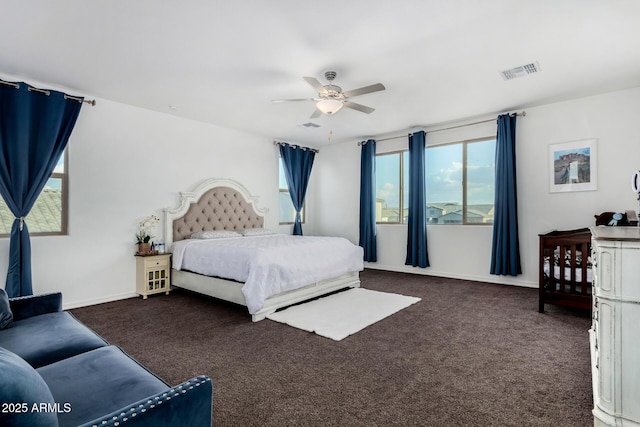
[135, 214, 160, 254]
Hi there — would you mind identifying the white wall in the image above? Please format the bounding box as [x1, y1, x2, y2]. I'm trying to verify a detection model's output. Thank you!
[314, 87, 640, 288]
[2, 77, 638, 307]
[0, 88, 282, 309]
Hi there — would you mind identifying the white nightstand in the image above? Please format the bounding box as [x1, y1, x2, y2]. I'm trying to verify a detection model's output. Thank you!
[135, 253, 171, 299]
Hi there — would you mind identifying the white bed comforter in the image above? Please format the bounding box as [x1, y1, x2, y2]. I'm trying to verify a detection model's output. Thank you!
[172, 234, 364, 314]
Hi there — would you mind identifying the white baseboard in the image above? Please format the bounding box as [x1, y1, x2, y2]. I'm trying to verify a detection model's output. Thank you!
[363, 263, 538, 289]
[61, 266, 537, 310]
[63, 292, 138, 310]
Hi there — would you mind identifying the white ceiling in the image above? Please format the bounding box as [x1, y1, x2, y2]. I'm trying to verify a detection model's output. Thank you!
[2, 0, 640, 147]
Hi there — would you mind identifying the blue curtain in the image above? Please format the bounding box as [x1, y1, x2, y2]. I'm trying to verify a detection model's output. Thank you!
[359, 139, 377, 262]
[405, 131, 429, 268]
[0, 81, 83, 297]
[278, 143, 315, 236]
[490, 114, 521, 276]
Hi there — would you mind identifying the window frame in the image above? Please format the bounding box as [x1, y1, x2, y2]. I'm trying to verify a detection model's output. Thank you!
[0, 148, 69, 237]
[375, 150, 406, 225]
[374, 137, 495, 226]
[278, 158, 306, 226]
[460, 137, 495, 225]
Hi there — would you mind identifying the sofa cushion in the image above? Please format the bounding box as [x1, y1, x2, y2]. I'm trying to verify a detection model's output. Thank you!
[0, 347, 59, 427]
[0, 288, 13, 329]
[37, 345, 169, 427]
[0, 311, 107, 368]
[9, 292, 62, 321]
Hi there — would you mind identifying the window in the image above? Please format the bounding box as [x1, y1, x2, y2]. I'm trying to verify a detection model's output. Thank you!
[426, 144, 463, 224]
[0, 148, 69, 236]
[464, 139, 496, 223]
[278, 158, 305, 224]
[426, 138, 496, 224]
[375, 151, 409, 224]
[375, 138, 495, 225]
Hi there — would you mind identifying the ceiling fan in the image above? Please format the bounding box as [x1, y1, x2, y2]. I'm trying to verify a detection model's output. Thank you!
[273, 71, 385, 118]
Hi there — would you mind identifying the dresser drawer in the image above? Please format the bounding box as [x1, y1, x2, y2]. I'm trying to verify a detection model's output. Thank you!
[593, 238, 640, 301]
[144, 257, 169, 268]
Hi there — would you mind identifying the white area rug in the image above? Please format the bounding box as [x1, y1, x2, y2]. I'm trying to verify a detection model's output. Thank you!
[266, 288, 421, 341]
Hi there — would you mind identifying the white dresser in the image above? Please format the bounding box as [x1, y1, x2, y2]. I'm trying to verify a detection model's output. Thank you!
[590, 226, 640, 426]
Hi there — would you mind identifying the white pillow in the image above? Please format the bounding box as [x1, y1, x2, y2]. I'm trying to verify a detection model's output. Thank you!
[240, 228, 274, 237]
[190, 230, 241, 239]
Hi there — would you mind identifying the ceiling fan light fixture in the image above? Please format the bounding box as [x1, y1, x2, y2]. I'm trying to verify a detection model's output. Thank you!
[316, 98, 343, 115]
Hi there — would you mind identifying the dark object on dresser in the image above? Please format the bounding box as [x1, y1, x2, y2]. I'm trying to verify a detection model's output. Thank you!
[594, 211, 631, 226]
[538, 228, 592, 313]
[0, 292, 213, 427]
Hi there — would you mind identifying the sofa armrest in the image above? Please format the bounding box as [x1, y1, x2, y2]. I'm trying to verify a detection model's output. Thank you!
[78, 376, 213, 427]
[9, 292, 62, 321]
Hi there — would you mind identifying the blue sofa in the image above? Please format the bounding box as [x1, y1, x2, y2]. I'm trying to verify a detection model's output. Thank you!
[0, 291, 213, 427]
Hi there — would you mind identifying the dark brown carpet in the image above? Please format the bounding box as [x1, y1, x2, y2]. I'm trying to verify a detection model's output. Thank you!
[71, 269, 593, 427]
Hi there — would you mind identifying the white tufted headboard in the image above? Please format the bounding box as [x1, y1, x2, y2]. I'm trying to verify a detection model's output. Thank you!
[164, 178, 268, 247]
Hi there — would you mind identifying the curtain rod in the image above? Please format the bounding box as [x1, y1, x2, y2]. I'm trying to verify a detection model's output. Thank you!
[358, 111, 526, 145]
[0, 79, 96, 106]
[273, 140, 319, 153]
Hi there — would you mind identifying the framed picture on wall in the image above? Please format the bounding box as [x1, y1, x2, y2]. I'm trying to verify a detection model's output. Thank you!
[548, 138, 597, 193]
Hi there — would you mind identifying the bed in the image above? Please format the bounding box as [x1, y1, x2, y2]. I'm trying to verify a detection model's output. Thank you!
[538, 228, 592, 313]
[164, 178, 364, 321]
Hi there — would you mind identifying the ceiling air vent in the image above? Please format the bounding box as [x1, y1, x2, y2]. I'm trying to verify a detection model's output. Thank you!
[299, 122, 320, 128]
[500, 61, 540, 81]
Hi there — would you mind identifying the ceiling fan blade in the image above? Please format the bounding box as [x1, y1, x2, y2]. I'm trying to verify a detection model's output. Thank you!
[310, 108, 322, 119]
[303, 76, 328, 94]
[343, 83, 385, 98]
[272, 98, 315, 103]
[343, 101, 375, 114]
